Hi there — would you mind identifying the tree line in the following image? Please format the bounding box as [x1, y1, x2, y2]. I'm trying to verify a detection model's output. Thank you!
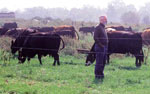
[0, 0, 150, 25]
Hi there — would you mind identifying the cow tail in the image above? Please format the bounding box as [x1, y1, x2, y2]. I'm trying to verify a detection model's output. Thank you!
[74, 30, 79, 40]
[59, 37, 65, 51]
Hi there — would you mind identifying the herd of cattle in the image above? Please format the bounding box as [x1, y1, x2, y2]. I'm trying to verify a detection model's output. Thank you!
[0, 22, 150, 67]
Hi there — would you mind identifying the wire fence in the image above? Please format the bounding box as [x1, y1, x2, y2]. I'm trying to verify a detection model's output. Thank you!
[13, 35, 150, 41]
[0, 34, 149, 64]
[10, 46, 146, 57]
[8, 34, 149, 56]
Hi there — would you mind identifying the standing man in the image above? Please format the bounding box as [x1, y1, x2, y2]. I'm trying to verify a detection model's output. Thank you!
[94, 16, 108, 79]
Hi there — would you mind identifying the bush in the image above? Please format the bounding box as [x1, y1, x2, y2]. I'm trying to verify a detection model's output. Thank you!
[0, 36, 13, 64]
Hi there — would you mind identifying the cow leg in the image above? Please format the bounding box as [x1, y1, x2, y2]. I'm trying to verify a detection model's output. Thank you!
[53, 58, 56, 66]
[56, 54, 60, 65]
[53, 54, 60, 66]
[145, 47, 150, 64]
[38, 54, 42, 65]
[135, 50, 144, 67]
[135, 56, 141, 67]
[139, 50, 144, 66]
[18, 57, 26, 64]
[135, 57, 139, 67]
[106, 54, 110, 64]
[27, 57, 31, 64]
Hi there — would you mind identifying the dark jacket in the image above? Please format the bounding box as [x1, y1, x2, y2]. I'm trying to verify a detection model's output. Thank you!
[94, 23, 108, 47]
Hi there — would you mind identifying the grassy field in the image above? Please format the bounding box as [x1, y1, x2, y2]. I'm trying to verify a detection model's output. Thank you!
[0, 55, 150, 94]
[0, 18, 149, 94]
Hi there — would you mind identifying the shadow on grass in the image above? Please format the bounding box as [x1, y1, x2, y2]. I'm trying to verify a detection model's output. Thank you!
[92, 78, 104, 84]
[118, 66, 140, 70]
[62, 62, 84, 65]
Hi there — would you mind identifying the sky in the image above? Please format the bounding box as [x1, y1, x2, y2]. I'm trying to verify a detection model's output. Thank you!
[0, 0, 150, 11]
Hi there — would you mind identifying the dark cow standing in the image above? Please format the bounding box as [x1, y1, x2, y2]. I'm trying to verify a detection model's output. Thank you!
[3, 22, 18, 29]
[11, 32, 65, 65]
[79, 26, 95, 35]
[85, 31, 144, 67]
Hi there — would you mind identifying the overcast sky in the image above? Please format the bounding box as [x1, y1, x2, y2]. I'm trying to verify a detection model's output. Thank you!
[0, 0, 150, 11]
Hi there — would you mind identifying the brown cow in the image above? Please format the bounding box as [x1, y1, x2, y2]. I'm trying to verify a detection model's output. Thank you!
[141, 29, 150, 64]
[142, 29, 150, 46]
[54, 25, 79, 39]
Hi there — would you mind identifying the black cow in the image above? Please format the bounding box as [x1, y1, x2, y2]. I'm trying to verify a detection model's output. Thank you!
[0, 28, 9, 35]
[85, 31, 144, 67]
[79, 26, 95, 35]
[3, 22, 17, 29]
[11, 32, 65, 65]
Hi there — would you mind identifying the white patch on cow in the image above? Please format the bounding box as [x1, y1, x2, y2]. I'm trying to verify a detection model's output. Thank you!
[86, 61, 92, 66]
[106, 28, 116, 32]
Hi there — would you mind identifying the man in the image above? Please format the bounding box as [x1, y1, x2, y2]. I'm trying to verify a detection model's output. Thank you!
[94, 16, 108, 79]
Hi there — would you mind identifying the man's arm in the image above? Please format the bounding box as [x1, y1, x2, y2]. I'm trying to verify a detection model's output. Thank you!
[94, 26, 104, 48]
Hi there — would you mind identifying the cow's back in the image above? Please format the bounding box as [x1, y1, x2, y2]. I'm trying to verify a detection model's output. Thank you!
[107, 31, 142, 54]
[23, 33, 61, 56]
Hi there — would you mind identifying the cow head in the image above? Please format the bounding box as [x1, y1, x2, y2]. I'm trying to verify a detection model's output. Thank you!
[11, 40, 19, 54]
[85, 53, 96, 66]
[18, 50, 26, 64]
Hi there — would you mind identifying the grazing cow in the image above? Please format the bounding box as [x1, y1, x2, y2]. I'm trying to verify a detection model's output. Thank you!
[11, 29, 38, 54]
[85, 31, 144, 67]
[54, 25, 79, 39]
[11, 32, 65, 65]
[106, 25, 132, 31]
[79, 26, 95, 35]
[3, 22, 17, 29]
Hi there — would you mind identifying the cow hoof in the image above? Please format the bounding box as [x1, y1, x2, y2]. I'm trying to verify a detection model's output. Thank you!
[18, 61, 22, 64]
[136, 64, 141, 68]
[106, 63, 110, 65]
[53, 64, 56, 66]
[85, 64, 90, 66]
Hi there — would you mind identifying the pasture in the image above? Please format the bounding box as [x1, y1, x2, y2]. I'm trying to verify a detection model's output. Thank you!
[0, 55, 150, 94]
[0, 18, 150, 94]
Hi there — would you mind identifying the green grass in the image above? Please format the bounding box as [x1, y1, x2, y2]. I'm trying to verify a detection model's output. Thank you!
[0, 55, 150, 94]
